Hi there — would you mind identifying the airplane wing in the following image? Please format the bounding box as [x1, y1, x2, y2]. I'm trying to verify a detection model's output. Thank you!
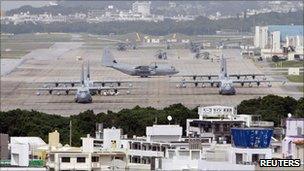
[173, 79, 221, 87]
[172, 74, 218, 80]
[36, 87, 79, 94]
[40, 81, 80, 87]
[92, 81, 132, 87]
[232, 79, 286, 86]
[37, 87, 78, 91]
[88, 86, 131, 91]
[229, 74, 265, 79]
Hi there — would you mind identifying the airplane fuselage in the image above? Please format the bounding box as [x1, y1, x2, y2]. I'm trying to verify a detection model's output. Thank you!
[111, 63, 179, 77]
[75, 87, 92, 103]
[219, 78, 236, 95]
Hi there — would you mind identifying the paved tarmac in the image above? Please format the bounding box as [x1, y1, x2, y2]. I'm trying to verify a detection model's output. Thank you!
[0, 40, 299, 115]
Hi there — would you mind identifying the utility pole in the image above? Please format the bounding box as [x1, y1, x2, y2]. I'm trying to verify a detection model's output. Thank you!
[69, 120, 72, 146]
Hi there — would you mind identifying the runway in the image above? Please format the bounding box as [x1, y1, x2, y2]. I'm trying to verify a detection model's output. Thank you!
[0, 35, 298, 115]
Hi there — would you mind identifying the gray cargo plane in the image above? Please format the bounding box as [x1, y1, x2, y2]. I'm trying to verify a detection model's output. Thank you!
[102, 48, 179, 77]
[175, 55, 285, 95]
[37, 62, 131, 103]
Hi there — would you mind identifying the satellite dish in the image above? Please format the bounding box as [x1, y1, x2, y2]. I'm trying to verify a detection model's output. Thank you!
[167, 115, 172, 121]
[288, 113, 292, 118]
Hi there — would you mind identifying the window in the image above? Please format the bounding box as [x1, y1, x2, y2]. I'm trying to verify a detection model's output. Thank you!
[61, 157, 70, 163]
[92, 156, 99, 162]
[77, 157, 86, 163]
[49, 154, 55, 162]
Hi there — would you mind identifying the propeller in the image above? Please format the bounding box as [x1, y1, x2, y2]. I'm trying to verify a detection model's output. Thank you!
[118, 82, 121, 86]
[208, 76, 211, 80]
[241, 82, 244, 87]
[257, 81, 260, 86]
[237, 75, 240, 79]
[102, 83, 105, 87]
[71, 83, 75, 87]
[252, 75, 256, 79]
[49, 90, 53, 94]
[211, 82, 214, 87]
[194, 82, 198, 87]
[114, 89, 118, 94]
[98, 90, 101, 95]
[65, 90, 69, 95]
[55, 83, 59, 87]
[193, 76, 197, 80]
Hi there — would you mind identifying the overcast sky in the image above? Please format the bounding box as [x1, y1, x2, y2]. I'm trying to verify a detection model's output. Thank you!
[1, 1, 53, 11]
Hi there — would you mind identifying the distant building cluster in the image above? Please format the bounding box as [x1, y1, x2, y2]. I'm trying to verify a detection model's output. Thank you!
[0, 1, 195, 25]
[1, 1, 303, 24]
[254, 25, 304, 61]
[208, 1, 303, 20]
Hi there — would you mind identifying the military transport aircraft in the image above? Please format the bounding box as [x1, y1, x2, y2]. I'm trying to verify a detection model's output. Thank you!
[37, 61, 132, 103]
[174, 55, 286, 95]
[102, 48, 179, 77]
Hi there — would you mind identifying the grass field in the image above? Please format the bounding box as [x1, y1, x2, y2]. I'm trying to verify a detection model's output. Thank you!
[298, 86, 304, 94]
[271, 60, 304, 68]
[286, 74, 304, 83]
[1, 33, 72, 59]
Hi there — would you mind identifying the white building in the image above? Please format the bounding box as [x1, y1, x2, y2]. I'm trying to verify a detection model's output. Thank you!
[146, 125, 182, 142]
[132, 1, 151, 16]
[11, 143, 29, 166]
[282, 118, 304, 163]
[186, 105, 273, 143]
[254, 26, 269, 49]
[271, 31, 281, 51]
[47, 133, 128, 171]
[10, 137, 47, 167]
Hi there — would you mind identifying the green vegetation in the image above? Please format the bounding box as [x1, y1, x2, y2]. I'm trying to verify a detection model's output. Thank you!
[0, 33, 71, 59]
[0, 51, 30, 59]
[2, 10, 303, 35]
[1, 95, 303, 146]
[286, 74, 304, 83]
[272, 61, 304, 68]
[0, 104, 197, 146]
[298, 86, 304, 94]
[237, 95, 304, 126]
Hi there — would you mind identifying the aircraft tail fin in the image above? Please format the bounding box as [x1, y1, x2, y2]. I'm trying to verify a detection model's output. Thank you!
[220, 54, 228, 78]
[86, 60, 90, 79]
[81, 62, 85, 85]
[102, 48, 116, 67]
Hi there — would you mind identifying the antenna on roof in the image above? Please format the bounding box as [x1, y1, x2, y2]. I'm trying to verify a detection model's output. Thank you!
[69, 120, 72, 146]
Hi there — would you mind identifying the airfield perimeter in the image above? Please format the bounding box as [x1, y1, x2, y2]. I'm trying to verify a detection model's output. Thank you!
[0, 33, 300, 115]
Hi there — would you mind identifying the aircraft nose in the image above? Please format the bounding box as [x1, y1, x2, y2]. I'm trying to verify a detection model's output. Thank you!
[80, 93, 87, 98]
[224, 85, 231, 90]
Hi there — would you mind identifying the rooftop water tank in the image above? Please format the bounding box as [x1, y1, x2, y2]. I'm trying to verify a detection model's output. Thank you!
[231, 128, 273, 148]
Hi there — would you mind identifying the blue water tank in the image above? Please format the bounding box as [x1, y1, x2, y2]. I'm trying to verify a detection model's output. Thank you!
[231, 128, 273, 148]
